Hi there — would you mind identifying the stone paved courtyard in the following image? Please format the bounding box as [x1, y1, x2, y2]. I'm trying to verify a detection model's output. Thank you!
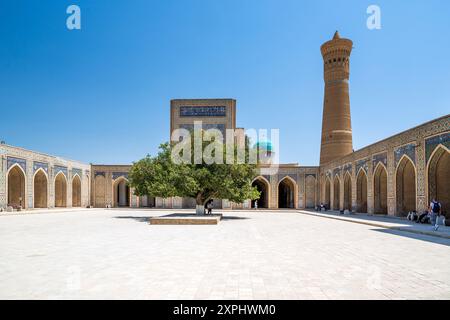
[0, 209, 449, 300]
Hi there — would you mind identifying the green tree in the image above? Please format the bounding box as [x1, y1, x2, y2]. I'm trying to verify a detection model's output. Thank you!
[129, 134, 260, 214]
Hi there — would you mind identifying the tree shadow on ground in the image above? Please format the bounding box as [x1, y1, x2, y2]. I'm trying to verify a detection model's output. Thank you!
[372, 228, 450, 247]
[221, 216, 250, 221]
[113, 214, 250, 223]
[114, 216, 151, 223]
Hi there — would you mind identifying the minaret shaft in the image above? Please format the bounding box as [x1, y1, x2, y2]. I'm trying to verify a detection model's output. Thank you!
[319, 31, 353, 166]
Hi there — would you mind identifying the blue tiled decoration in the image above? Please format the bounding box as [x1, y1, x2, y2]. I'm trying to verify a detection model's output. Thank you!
[425, 133, 450, 163]
[343, 163, 352, 175]
[33, 161, 48, 174]
[72, 168, 82, 178]
[262, 175, 271, 182]
[305, 173, 316, 179]
[112, 172, 128, 180]
[7, 156, 26, 172]
[333, 167, 342, 177]
[356, 159, 369, 174]
[53, 165, 68, 177]
[94, 171, 105, 178]
[372, 152, 387, 172]
[180, 106, 226, 117]
[394, 143, 416, 166]
[278, 174, 297, 182]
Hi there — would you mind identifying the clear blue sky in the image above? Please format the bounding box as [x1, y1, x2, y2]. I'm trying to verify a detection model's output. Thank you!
[1, 0, 449, 165]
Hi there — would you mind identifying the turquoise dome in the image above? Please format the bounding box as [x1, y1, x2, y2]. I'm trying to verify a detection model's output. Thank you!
[254, 140, 273, 152]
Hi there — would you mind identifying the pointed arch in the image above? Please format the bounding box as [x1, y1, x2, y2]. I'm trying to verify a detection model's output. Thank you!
[426, 144, 449, 213]
[343, 171, 352, 211]
[356, 168, 368, 213]
[333, 175, 341, 210]
[7, 164, 27, 209]
[72, 174, 82, 207]
[395, 155, 416, 216]
[33, 168, 48, 208]
[252, 176, 270, 208]
[373, 162, 388, 214]
[277, 176, 297, 209]
[113, 176, 130, 207]
[54, 171, 68, 207]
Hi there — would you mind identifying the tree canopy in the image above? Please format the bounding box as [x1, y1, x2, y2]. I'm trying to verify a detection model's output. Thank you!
[129, 135, 260, 207]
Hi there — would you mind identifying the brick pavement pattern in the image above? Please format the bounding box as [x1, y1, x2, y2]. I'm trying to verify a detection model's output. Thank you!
[0, 209, 449, 299]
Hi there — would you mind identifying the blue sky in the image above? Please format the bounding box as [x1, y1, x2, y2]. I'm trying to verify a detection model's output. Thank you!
[1, 0, 449, 165]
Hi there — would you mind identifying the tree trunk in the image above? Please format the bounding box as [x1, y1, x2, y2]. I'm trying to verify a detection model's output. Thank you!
[196, 204, 205, 215]
[195, 193, 205, 215]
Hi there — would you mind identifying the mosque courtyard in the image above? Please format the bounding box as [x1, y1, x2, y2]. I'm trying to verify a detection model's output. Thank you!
[0, 208, 449, 300]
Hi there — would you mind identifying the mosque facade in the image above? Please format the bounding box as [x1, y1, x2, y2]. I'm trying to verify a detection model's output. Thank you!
[1, 33, 449, 216]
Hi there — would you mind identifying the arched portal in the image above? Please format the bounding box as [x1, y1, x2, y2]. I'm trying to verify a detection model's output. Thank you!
[34, 169, 48, 208]
[252, 177, 269, 208]
[324, 178, 331, 208]
[7, 165, 26, 209]
[356, 169, 368, 213]
[396, 156, 416, 216]
[373, 164, 388, 214]
[427, 145, 449, 213]
[333, 176, 340, 210]
[94, 175, 106, 207]
[305, 175, 316, 208]
[54, 172, 67, 207]
[113, 177, 130, 207]
[72, 175, 82, 207]
[278, 177, 296, 209]
[343, 172, 352, 211]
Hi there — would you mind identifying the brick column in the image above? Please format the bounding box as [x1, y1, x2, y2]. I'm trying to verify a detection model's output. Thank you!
[386, 147, 396, 216]
[270, 175, 277, 209]
[26, 159, 33, 209]
[415, 140, 427, 213]
[67, 168, 73, 208]
[367, 159, 374, 214]
[339, 172, 344, 211]
[330, 176, 335, 210]
[106, 172, 113, 207]
[351, 163, 357, 212]
[48, 163, 55, 208]
[298, 173, 304, 209]
[0, 155, 6, 208]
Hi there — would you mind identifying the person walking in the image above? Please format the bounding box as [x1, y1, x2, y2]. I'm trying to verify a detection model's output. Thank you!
[430, 198, 442, 231]
[206, 199, 214, 215]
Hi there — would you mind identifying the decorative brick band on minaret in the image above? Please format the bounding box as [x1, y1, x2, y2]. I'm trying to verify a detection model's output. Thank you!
[319, 31, 354, 166]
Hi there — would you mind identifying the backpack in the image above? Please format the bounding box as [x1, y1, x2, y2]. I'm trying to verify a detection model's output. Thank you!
[432, 201, 441, 213]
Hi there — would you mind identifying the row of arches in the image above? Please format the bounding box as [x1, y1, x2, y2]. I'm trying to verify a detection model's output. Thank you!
[6, 165, 83, 209]
[251, 175, 315, 209]
[94, 175, 138, 208]
[323, 145, 449, 216]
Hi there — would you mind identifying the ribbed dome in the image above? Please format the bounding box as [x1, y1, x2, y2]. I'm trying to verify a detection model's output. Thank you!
[254, 141, 273, 152]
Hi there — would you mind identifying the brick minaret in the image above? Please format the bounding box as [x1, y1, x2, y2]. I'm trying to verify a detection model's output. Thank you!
[319, 31, 353, 166]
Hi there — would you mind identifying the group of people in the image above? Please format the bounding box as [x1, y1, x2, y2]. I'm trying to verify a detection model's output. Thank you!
[316, 203, 329, 211]
[406, 199, 445, 231]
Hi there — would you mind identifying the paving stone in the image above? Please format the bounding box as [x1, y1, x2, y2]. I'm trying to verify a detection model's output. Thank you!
[0, 209, 449, 299]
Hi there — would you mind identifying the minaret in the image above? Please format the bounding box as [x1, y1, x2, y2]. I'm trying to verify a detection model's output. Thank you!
[319, 31, 353, 166]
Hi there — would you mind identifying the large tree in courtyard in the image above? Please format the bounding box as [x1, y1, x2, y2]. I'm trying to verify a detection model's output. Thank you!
[129, 133, 260, 214]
